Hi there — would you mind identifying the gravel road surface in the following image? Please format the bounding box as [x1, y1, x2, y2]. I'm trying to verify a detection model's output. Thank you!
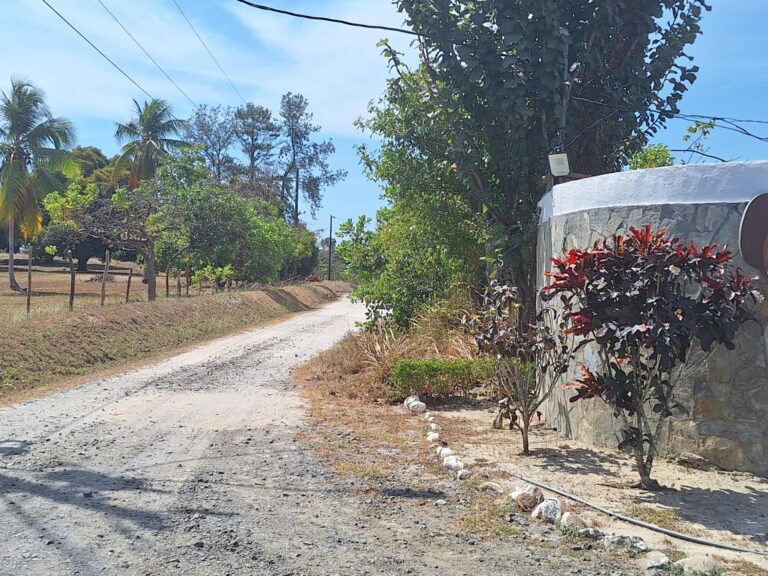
[0, 298, 637, 576]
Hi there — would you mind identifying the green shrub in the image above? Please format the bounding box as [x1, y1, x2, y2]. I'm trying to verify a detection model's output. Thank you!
[391, 358, 495, 398]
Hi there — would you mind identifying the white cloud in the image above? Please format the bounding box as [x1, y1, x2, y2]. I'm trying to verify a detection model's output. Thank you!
[1, 0, 416, 141]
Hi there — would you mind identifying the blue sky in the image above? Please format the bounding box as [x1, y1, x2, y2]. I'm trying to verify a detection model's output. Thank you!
[2, 1, 767, 237]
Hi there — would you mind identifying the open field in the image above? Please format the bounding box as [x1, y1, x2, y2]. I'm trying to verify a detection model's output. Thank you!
[0, 254, 156, 324]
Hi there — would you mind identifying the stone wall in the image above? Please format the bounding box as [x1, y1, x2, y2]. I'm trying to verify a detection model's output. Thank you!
[537, 201, 768, 476]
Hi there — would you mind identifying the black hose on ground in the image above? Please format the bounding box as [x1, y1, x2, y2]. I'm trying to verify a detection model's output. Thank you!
[512, 473, 768, 557]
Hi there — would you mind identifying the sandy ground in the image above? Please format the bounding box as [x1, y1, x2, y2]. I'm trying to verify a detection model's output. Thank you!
[439, 405, 768, 571]
[0, 298, 643, 576]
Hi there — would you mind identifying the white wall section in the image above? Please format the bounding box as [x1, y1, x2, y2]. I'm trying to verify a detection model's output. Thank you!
[539, 161, 768, 222]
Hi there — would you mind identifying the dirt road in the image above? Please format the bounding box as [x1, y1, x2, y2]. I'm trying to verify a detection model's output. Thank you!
[0, 299, 637, 576]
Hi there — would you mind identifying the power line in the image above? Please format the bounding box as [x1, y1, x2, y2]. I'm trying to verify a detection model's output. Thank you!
[171, 0, 245, 103]
[96, 0, 196, 107]
[40, 0, 153, 99]
[570, 96, 768, 145]
[233, 0, 421, 37]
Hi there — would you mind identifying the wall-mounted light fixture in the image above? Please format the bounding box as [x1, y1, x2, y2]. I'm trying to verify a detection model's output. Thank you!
[548, 152, 570, 177]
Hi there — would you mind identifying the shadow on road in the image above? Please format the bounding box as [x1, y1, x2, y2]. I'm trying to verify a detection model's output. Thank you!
[2, 468, 169, 531]
[0, 439, 31, 456]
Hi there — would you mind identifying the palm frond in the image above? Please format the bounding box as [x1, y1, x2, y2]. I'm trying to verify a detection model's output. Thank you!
[18, 180, 43, 240]
[26, 116, 76, 149]
[0, 157, 30, 224]
[115, 120, 141, 143]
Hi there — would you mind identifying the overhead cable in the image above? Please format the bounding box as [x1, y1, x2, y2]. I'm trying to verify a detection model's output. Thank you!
[96, 0, 196, 107]
[232, 0, 421, 37]
[40, 0, 153, 99]
[171, 0, 246, 103]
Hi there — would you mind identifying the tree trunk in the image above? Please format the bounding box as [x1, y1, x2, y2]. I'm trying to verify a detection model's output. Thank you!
[7, 216, 21, 292]
[67, 250, 75, 310]
[26, 252, 32, 314]
[76, 258, 89, 272]
[165, 266, 170, 298]
[520, 412, 531, 456]
[125, 268, 133, 303]
[293, 166, 300, 224]
[144, 244, 157, 301]
[100, 250, 111, 306]
[633, 411, 660, 490]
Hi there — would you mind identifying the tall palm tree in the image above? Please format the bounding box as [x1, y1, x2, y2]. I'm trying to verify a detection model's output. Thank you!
[0, 78, 76, 291]
[114, 98, 186, 187]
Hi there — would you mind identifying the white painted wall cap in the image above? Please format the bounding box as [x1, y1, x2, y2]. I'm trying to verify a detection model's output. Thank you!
[539, 161, 768, 222]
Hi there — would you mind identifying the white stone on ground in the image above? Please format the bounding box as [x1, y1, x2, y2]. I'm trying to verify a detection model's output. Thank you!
[637, 551, 671, 570]
[559, 512, 586, 530]
[601, 535, 647, 552]
[408, 401, 426, 413]
[478, 482, 503, 494]
[442, 455, 464, 470]
[429, 423, 440, 431]
[673, 557, 718, 575]
[426, 431, 440, 443]
[510, 484, 544, 511]
[404, 396, 426, 413]
[456, 469, 472, 480]
[531, 498, 562, 523]
[436, 446, 453, 458]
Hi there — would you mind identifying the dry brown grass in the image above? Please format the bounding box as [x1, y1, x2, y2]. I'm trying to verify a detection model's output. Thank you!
[0, 256, 150, 324]
[626, 504, 687, 533]
[296, 335, 534, 541]
[0, 279, 351, 403]
[724, 558, 768, 576]
[296, 336, 439, 485]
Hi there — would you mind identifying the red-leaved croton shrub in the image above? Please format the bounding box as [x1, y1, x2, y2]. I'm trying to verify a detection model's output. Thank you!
[540, 225, 763, 489]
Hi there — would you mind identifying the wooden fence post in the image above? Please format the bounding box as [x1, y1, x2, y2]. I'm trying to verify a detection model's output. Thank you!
[26, 253, 32, 315]
[176, 272, 181, 297]
[165, 266, 170, 299]
[67, 250, 75, 310]
[125, 268, 133, 303]
[100, 250, 111, 307]
[185, 264, 190, 297]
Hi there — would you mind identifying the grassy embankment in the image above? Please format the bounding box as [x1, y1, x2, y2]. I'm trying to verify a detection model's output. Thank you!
[0, 258, 351, 402]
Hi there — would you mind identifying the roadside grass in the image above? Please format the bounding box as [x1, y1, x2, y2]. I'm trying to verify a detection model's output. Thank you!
[0, 280, 351, 404]
[296, 331, 530, 540]
[627, 504, 687, 533]
[457, 495, 522, 539]
[660, 545, 688, 563]
[724, 558, 768, 576]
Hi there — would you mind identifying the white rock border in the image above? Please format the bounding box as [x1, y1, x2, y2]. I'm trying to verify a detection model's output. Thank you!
[406, 398, 472, 480]
[404, 396, 671, 566]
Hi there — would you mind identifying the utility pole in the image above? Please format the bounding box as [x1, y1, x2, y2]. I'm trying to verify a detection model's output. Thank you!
[328, 215, 334, 281]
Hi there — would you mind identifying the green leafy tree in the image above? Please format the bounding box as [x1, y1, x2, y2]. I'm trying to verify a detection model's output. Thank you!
[628, 144, 676, 170]
[277, 93, 346, 223]
[344, 67, 488, 325]
[0, 78, 77, 291]
[337, 204, 476, 327]
[233, 103, 280, 199]
[114, 98, 186, 187]
[391, 0, 710, 317]
[71, 145, 109, 179]
[185, 104, 235, 184]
